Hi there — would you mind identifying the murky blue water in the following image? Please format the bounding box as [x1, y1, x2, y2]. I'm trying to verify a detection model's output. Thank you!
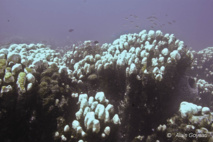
[0, 0, 213, 51]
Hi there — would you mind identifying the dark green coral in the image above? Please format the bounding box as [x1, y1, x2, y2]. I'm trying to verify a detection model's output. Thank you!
[0, 59, 7, 69]
[5, 67, 11, 72]
[4, 72, 12, 80]
[25, 67, 33, 73]
[18, 72, 26, 91]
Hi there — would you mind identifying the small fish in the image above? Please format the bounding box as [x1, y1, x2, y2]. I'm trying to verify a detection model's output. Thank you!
[146, 16, 152, 19]
[152, 16, 158, 19]
[153, 23, 157, 26]
[150, 26, 154, 29]
[172, 20, 176, 23]
[165, 14, 168, 16]
[7, 20, 10, 22]
[147, 16, 157, 20]
[125, 17, 128, 20]
[68, 29, 74, 32]
[134, 15, 138, 18]
[130, 21, 134, 23]
[94, 40, 99, 44]
[168, 22, 172, 25]
[135, 25, 139, 28]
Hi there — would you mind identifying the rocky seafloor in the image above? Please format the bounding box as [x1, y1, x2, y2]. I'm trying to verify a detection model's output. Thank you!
[0, 30, 213, 142]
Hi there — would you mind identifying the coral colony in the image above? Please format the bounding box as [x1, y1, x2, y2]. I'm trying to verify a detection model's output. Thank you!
[0, 30, 213, 142]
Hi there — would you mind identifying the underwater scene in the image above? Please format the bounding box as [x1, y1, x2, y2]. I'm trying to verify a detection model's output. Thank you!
[0, 0, 213, 142]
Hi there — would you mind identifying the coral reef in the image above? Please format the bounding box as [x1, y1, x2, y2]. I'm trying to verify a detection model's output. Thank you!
[0, 30, 211, 142]
[187, 47, 213, 111]
[189, 47, 213, 83]
[53, 92, 120, 142]
[139, 101, 213, 142]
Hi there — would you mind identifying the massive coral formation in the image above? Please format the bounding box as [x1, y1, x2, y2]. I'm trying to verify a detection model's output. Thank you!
[0, 30, 211, 142]
[61, 30, 194, 142]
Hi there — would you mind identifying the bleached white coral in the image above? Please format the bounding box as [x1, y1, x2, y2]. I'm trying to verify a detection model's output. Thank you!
[95, 92, 106, 103]
[71, 92, 120, 141]
[179, 101, 202, 118]
[129, 63, 137, 75]
[170, 50, 181, 61]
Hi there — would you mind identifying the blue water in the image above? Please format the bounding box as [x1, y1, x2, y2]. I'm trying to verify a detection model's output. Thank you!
[0, 0, 213, 51]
